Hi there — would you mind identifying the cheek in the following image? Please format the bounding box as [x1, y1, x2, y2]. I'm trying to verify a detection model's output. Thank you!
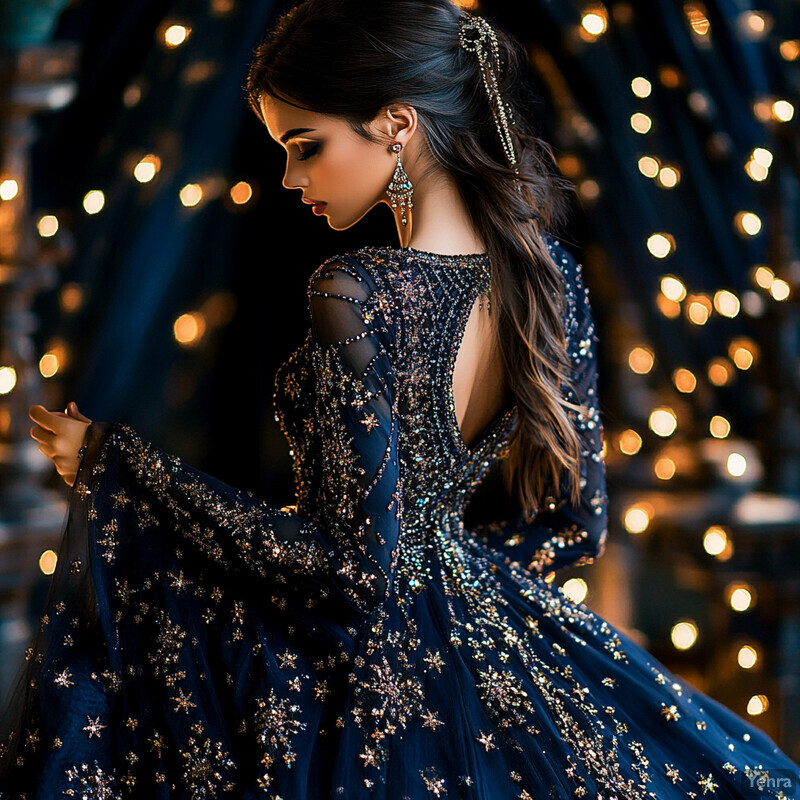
[323, 140, 391, 202]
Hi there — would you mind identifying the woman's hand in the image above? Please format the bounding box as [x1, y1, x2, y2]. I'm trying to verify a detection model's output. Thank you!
[29, 402, 92, 487]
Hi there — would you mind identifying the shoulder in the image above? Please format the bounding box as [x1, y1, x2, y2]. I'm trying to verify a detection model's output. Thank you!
[307, 246, 403, 297]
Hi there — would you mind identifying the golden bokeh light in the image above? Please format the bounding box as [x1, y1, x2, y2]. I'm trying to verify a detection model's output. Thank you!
[747, 695, 769, 715]
[561, 577, 588, 604]
[174, 312, 207, 346]
[631, 76, 652, 98]
[0, 366, 17, 395]
[623, 505, 650, 534]
[735, 211, 762, 236]
[180, 183, 203, 207]
[59, 283, 84, 313]
[770, 278, 791, 301]
[707, 358, 732, 386]
[654, 457, 676, 480]
[713, 289, 740, 318]
[580, 6, 608, 37]
[37, 214, 59, 237]
[657, 166, 680, 188]
[83, 189, 105, 215]
[702, 526, 728, 556]
[628, 345, 654, 374]
[686, 294, 712, 325]
[673, 368, 697, 393]
[39, 550, 57, 575]
[0, 178, 19, 200]
[726, 452, 747, 477]
[752, 265, 774, 289]
[729, 338, 757, 370]
[39, 353, 59, 379]
[230, 181, 253, 205]
[164, 24, 190, 47]
[772, 100, 795, 122]
[671, 620, 698, 650]
[779, 40, 800, 61]
[649, 407, 677, 437]
[737, 645, 758, 670]
[134, 154, 161, 183]
[648, 233, 674, 259]
[656, 294, 681, 318]
[728, 584, 754, 611]
[618, 429, 642, 456]
[709, 415, 731, 439]
[660, 275, 687, 302]
[638, 156, 660, 178]
[630, 112, 653, 134]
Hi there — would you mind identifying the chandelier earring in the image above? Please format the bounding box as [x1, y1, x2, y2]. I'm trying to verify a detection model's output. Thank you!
[386, 142, 414, 245]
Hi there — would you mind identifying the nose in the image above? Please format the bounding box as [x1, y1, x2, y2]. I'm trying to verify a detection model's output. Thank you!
[282, 157, 307, 191]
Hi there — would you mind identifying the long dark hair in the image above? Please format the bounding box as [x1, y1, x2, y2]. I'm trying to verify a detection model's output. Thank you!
[245, 0, 583, 515]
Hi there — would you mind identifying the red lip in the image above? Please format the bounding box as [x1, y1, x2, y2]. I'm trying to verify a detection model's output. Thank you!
[311, 202, 327, 215]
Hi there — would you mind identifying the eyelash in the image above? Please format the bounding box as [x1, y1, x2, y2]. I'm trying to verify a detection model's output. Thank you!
[297, 143, 320, 161]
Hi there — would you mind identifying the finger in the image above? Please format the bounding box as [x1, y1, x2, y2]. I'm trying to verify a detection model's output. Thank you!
[28, 405, 60, 434]
[30, 425, 56, 448]
[66, 402, 92, 424]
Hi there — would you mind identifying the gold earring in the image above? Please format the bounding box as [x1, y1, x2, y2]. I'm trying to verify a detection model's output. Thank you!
[386, 142, 413, 241]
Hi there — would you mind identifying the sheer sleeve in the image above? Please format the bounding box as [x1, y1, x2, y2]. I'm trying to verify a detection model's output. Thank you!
[470, 243, 608, 576]
[67, 258, 402, 625]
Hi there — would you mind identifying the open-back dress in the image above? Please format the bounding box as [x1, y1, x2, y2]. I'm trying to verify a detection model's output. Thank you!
[0, 235, 797, 799]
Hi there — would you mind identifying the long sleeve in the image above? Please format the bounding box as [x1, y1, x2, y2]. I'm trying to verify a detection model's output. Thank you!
[470, 243, 608, 576]
[70, 258, 403, 625]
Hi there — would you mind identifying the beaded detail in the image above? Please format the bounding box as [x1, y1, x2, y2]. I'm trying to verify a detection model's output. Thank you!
[1, 237, 795, 798]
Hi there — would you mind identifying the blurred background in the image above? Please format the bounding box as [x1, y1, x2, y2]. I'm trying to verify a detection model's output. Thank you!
[0, 0, 798, 758]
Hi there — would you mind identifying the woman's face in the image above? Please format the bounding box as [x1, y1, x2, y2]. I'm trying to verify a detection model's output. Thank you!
[259, 94, 401, 230]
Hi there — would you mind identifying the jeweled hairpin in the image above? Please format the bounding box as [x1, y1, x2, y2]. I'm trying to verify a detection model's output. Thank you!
[458, 13, 520, 177]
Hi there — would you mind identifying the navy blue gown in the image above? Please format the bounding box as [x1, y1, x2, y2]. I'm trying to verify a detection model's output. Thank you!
[1, 236, 797, 799]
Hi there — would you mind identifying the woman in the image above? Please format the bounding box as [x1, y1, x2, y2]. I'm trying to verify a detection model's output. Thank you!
[1, 0, 797, 797]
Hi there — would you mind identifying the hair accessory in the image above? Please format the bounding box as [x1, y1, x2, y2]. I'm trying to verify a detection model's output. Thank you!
[386, 142, 414, 243]
[458, 13, 520, 177]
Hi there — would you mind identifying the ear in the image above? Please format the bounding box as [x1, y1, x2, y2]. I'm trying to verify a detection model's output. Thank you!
[375, 103, 417, 146]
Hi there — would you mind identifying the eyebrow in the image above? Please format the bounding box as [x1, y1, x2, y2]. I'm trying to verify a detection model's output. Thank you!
[279, 127, 316, 144]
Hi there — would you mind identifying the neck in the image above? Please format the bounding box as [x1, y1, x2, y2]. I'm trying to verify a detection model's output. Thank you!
[393, 170, 486, 256]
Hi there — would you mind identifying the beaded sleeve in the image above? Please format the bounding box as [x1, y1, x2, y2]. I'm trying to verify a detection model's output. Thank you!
[70, 260, 402, 624]
[470, 245, 608, 575]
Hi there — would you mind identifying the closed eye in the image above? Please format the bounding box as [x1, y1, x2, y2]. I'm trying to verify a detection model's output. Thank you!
[297, 142, 320, 161]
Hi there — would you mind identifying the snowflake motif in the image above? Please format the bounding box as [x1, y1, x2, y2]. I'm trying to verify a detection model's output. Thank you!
[83, 715, 106, 739]
[179, 736, 237, 798]
[53, 668, 74, 688]
[697, 772, 719, 794]
[420, 766, 447, 797]
[252, 688, 307, 774]
[64, 760, 121, 799]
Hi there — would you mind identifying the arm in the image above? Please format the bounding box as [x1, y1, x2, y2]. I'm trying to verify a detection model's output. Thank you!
[471, 244, 608, 575]
[70, 258, 402, 623]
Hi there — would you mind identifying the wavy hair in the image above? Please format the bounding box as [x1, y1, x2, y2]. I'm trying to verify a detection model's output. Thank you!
[245, 0, 582, 515]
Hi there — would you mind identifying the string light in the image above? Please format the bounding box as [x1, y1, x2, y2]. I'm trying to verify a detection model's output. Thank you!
[580, 5, 609, 38]
[638, 156, 660, 178]
[671, 620, 698, 650]
[772, 100, 794, 122]
[654, 456, 676, 480]
[647, 233, 674, 258]
[770, 278, 790, 301]
[707, 358, 733, 386]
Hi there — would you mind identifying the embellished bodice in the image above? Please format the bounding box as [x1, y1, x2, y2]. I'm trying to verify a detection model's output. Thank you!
[273, 245, 517, 540]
